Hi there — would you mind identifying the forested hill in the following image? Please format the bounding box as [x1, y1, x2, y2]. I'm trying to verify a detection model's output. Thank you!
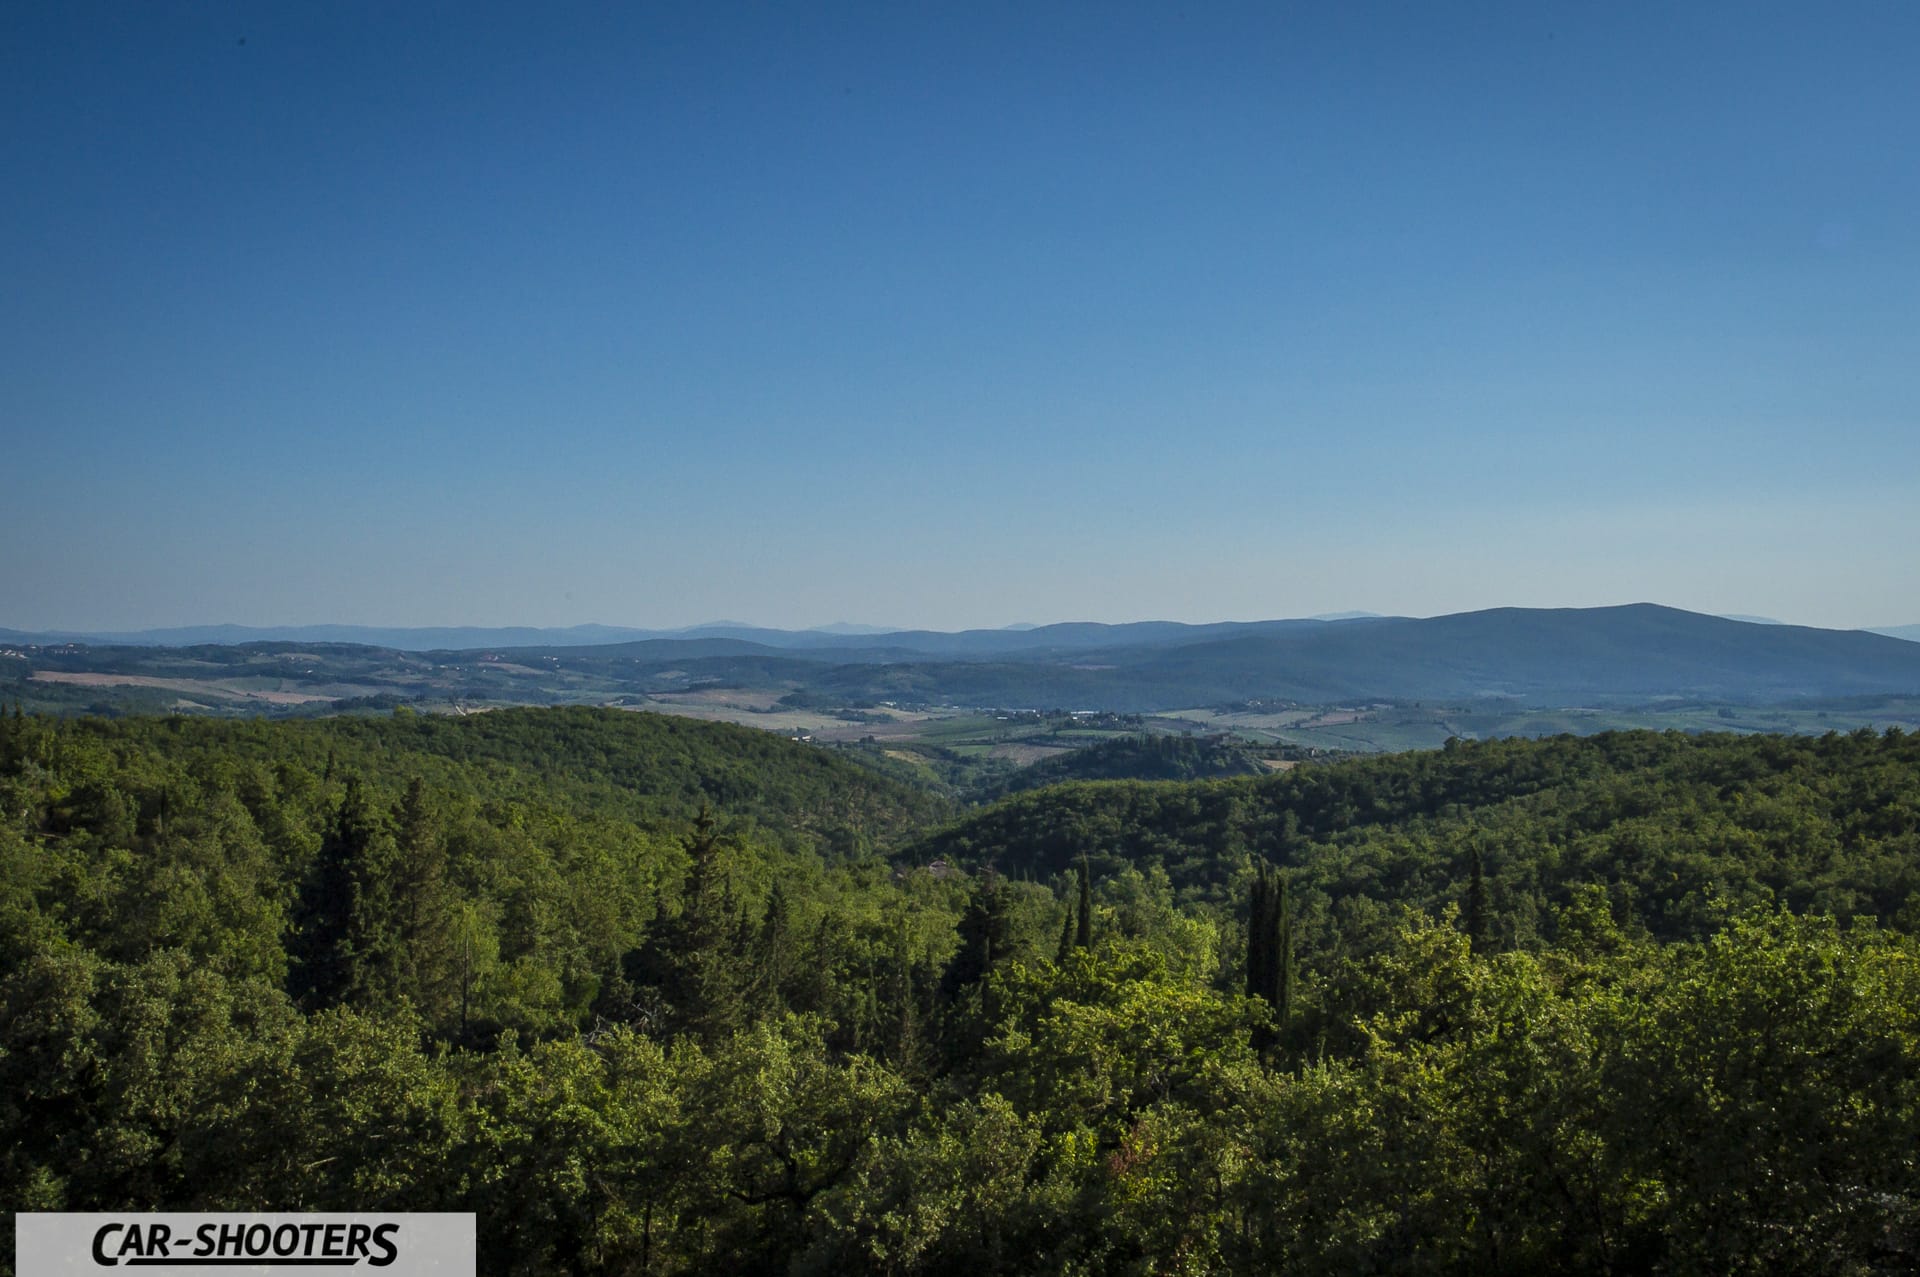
[971, 733, 1272, 802]
[0, 705, 950, 1062]
[907, 727, 1920, 952]
[817, 603, 1920, 709]
[7, 707, 948, 857]
[4, 708, 1919, 1272]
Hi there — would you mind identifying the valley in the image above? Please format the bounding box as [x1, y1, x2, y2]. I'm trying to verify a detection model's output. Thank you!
[10, 606, 1920, 779]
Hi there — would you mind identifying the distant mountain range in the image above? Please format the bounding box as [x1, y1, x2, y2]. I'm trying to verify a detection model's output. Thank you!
[4, 610, 1915, 656]
[9, 605, 1920, 715]
[0, 617, 1374, 655]
[1096, 605, 1920, 706]
[0, 620, 1048, 651]
[1, 623, 638, 649]
[716, 605, 1920, 709]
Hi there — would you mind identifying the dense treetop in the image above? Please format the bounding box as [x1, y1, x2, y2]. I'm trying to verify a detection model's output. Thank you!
[2, 709, 1916, 1274]
[968, 733, 1272, 804]
[909, 726, 1920, 952]
[6, 706, 947, 855]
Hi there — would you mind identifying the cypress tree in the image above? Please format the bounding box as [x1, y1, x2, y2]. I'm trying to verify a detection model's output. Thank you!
[1246, 860, 1291, 1062]
[1075, 855, 1093, 950]
[390, 777, 458, 1024]
[749, 878, 793, 1017]
[1467, 841, 1488, 956]
[1246, 862, 1273, 1003]
[887, 917, 923, 1073]
[1275, 875, 1293, 1036]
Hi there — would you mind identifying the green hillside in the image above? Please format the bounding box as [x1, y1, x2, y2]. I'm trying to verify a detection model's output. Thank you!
[907, 727, 1920, 955]
[3, 710, 1917, 1274]
[969, 732, 1272, 802]
[7, 706, 947, 856]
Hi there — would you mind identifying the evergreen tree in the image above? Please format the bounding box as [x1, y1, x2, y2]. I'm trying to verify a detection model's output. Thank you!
[884, 917, 926, 1075]
[943, 870, 1012, 997]
[748, 878, 793, 1018]
[625, 804, 747, 1042]
[1466, 841, 1488, 956]
[288, 776, 461, 1019]
[1075, 855, 1093, 950]
[1057, 857, 1094, 962]
[291, 776, 393, 1010]
[389, 777, 459, 1024]
[1246, 860, 1291, 1061]
[1276, 875, 1293, 1035]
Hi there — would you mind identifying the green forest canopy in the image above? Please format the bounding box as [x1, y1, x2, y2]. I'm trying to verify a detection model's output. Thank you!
[2, 708, 1916, 1274]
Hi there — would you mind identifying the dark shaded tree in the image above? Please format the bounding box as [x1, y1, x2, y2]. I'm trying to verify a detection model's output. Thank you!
[1465, 840, 1488, 956]
[942, 870, 1012, 1000]
[1075, 854, 1093, 951]
[625, 805, 748, 1043]
[290, 777, 391, 1010]
[1246, 860, 1292, 1061]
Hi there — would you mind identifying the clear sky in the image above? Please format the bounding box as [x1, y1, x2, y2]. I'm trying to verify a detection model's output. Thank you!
[4, 1, 1916, 632]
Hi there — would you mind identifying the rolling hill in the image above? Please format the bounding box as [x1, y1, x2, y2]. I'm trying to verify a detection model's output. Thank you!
[749, 604, 1920, 709]
[8, 605, 1920, 717]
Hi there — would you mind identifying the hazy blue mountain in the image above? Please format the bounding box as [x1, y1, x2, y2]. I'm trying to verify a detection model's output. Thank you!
[445, 617, 1388, 659]
[0, 628, 101, 646]
[771, 605, 1920, 710]
[0, 623, 679, 649]
[1871, 624, 1920, 643]
[491, 636, 875, 665]
[12, 607, 1920, 714]
[2, 620, 931, 650]
[808, 622, 902, 635]
[3, 614, 1388, 658]
[681, 617, 1376, 659]
[1107, 605, 1920, 707]
[1150, 604, 1920, 700]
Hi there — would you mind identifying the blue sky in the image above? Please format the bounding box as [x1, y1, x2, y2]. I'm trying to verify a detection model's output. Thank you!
[3, 1, 1916, 631]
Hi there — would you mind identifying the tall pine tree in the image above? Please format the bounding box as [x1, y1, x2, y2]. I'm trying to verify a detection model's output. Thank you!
[1246, 860, 1293, 1063]
[1466, 841, 1489, 956]
[389, 777, 459, 1024]
[291, 777, 394, 1010]
[1075, 855, 1093, 951]
[943, 869, 1012, 997]
[625, 804, 747, 1042]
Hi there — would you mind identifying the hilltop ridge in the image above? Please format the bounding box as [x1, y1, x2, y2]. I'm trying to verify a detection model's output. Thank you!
[7, 604, 1920, 719]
